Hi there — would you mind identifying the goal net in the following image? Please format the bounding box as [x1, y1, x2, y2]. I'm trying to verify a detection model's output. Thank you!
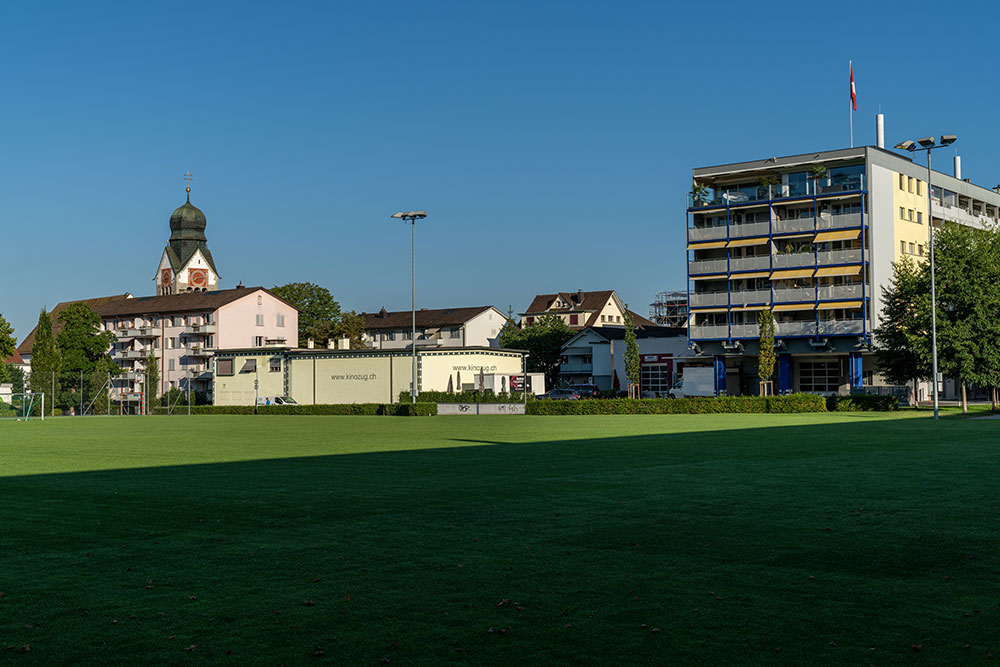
[0, 393, 45, 421]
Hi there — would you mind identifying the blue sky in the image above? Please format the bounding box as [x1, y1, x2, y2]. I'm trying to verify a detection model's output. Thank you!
[3, 1, 999, 341]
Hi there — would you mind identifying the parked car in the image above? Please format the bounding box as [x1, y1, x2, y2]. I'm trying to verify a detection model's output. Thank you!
[567, 383, 600, 398]
[256, 396, 298, 406]
[539, 389, 581, 400]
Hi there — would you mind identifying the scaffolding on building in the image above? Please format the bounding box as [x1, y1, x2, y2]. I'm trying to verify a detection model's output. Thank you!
[649, 291, 688, 328]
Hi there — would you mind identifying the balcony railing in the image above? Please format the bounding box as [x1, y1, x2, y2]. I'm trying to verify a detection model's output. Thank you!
[184, 324, 217, 335]
[816, 212, 862, 229]
[818, 284, 863, 300]
[776, 321, 816, 336]
[730, 289, 770, 305]
[730, 255, 771, 272]
[560, 363, 593, 374]
[116, 349, 158, 360]
[730, 324, 759, 338]
[772, 218, 815, 234]
[817, 248, 862, 265]
[819, 319, 865, 335]
[117, 327, 161, 339]
[688, 225, 728, 242]
[688, 258, 729, 274]
[185, 345, 215, 357]
[773, 286, 815, 302]
[729, 221, 769, 238]
[773, 252, 815, 268]
[690, 292, 729, 307]
[690, 324, 729, 339]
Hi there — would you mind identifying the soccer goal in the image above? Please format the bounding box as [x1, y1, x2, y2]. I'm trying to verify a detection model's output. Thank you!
[0, 393, 45, 421]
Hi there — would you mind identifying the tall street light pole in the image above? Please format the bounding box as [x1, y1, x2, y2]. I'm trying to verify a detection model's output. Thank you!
[391, 211, 428, 403]
[893, 134, 956, 420]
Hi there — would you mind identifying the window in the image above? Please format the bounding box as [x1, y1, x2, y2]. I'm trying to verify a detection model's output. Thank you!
[918, 244, 924, 256]
[256, 314, 264, 326]
[909, 243, 915, 254]
[569, 314, 579, 325]
[525, 317, 534, 325]
[276, 314, 285, 327]
[640, 363, 673, 396]
[917, 212, 923, 224]
[899, 174, 905, 190]
[908, 209, 914, 221]
[269, 358, 281, 372]
[168, 337, 176, 349]
[616, 316, 621, 323]
[254, 336, 264, 347]
[899, 207, 905, 219]
[799, 360, 840, 393]
[449, 327, 460, 339]
[916, 181, 922, 196]
[600, 315, 606, 322]
[900, 241, 906, 254]
[908, 177, 914, 193]
[168, 359, 175, 371]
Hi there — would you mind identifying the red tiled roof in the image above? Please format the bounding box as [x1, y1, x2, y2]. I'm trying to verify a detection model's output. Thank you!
[522, 290, 616, 316]
[4, 350, 25, 365]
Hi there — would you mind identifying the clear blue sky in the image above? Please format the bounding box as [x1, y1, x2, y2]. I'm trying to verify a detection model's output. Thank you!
[4, 1, 998, 341]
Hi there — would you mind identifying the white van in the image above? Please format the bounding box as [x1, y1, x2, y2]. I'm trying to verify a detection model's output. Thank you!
[256, 396, 298, 406]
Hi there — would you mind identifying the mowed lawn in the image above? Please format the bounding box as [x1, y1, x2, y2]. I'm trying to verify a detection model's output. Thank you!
[1, 412, 999, 665]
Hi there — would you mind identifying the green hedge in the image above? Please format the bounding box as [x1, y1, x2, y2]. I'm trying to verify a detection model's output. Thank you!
[527, 394, 827, 415]
[156, 403, 438, 416]
[827, 395, 898, 412]
[399, 391, 534, 404]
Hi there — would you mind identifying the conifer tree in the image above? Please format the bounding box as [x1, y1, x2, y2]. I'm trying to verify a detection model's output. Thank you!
[623, 307, 640, 398]
[28, 309, 62, 408]
[757, 309, 775, 395]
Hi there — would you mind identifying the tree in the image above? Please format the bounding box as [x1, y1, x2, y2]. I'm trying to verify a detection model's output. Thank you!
[28, 309, 61, 408]
[874, 256, 933, 404]
[330, 311, 367, 349]
[757, 309, 775, 395]
[499, 314, 575, 388]
[144, 353, 160, 407]
[932, 223, 1000, 413]
[271, 282, 346, 346]
[622, 308, 640, 398]
[56, 303, 116, 410]
[0, 313, 15, 361]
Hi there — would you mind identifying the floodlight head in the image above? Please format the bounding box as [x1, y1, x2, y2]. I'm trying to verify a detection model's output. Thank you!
[940, 134, 957, 146]
[391, 212, 405, 218]
[918, 137, 935, 148]
[407, 211, 428, 219]
[894, 140, 915, 151]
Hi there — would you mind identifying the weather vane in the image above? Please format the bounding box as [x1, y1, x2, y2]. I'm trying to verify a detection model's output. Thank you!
[183, 170, 193, 198]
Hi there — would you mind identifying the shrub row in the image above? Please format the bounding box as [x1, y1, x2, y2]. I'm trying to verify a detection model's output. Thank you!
[399, 391, 534, 404]
[158, 403, 438, 416]
[827, 395, 899, 411]
[527, 394, 827, 415]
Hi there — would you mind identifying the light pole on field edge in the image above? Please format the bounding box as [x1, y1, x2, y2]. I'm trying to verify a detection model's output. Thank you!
[391, 211, 427, 404]
[893, 134, 956, 420]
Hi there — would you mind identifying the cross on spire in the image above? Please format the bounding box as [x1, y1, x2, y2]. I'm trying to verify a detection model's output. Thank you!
[183, 170, 193, 201]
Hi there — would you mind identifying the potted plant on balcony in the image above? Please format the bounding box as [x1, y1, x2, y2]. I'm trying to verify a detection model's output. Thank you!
[757, 175, 780, 200]
[689, 181, 710, 206]
[808, 165, 828, 194]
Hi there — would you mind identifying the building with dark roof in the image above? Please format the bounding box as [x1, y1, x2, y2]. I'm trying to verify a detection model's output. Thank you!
[359, 305, 507, 350]
[519, 289, 655, 329]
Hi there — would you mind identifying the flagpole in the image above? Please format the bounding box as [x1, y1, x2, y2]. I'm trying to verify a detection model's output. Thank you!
[849, 60, 854, 148]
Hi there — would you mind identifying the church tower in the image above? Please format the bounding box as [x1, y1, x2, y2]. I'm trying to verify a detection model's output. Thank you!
[154, 179, 220, 295]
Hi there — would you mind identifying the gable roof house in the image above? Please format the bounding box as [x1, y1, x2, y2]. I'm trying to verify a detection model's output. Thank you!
[520, 290, 656, 329]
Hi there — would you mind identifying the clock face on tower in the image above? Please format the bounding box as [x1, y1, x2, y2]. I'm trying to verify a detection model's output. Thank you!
[189, 268, 208, 288]
[161, 268, 172, 285]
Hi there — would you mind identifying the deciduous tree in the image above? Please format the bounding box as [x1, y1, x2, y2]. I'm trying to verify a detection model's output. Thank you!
[499, 313, 575, 388]
[622, 308, 640, 398]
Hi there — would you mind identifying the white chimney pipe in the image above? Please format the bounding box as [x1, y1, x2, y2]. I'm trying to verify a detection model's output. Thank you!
[954, 155, 961, 180]
[876, 114, 885, 149]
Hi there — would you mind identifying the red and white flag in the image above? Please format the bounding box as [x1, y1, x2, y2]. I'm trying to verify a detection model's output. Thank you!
[850, 61, 857, 111]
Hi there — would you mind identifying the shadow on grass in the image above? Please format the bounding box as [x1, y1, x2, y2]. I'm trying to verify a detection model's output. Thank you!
[2, 416, 999, 665]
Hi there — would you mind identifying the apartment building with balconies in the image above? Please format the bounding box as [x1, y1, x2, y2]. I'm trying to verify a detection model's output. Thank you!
[685, 143, 1000, 398]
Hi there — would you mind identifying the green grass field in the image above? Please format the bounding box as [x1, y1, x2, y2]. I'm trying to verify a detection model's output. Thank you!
[1, 411, 999, 665]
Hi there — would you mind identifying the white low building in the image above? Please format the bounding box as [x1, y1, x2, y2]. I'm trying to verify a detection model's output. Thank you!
[560, 325, 691, 395]
[361, 306, 506, 350]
